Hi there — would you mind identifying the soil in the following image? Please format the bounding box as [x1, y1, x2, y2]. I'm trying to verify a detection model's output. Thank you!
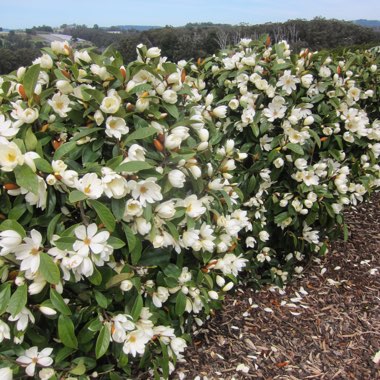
[174, 193, 380, 380]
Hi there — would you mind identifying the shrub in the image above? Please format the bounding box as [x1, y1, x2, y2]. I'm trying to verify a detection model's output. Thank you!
[0, 38, 378, 379]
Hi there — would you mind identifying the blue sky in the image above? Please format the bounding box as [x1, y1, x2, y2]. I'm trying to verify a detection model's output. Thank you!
[1, 0, 380, 29]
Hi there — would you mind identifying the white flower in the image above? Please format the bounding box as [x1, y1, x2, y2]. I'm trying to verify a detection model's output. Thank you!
[0, 115, 19, 139]
[101, 167, 129, 199]
[120, 280, 133, 292]
[0, 320, 10, 342]
[0, 140, 24, 172]
[146, 47, 161, 58]
[76, 173, 103, 199]
[301, 74, 313, 88]
[273, 157, 284, 168]
[123, 199, 143, 220]
[152, 286, 169, 308]
[38, 368, 55, 380]
[56, 80, 73, 94]
[73, 223, 110, 257]
[162, 89, 178, 104]
[17, 347, 53, 377]
[100, 90, 121, 114]
[0, 230, 22, 256]
[33, 53, 53, 69]
[51, 40, 70, 55]
[168, 169, 186, 188]
[0, 367, 12, 380]
[8, 307, 35, 331]
[277, 70, 300, 94]
[39, 306, 57, 316]
[14, 229, 43, 274]
[127, 144, 146, 161]
[135, 217, 152, 235]
[212, 105, 227, 118]
[48, 93, 72, 118]
[181, 195, 206, 218]
[170, 337, 187, 358]
[155, 200, 176, 219]
[74, 50, 92, 63]
[94, 110, 104, 126]
[11, 101, 39, 125]
[105, 116, 129, 139]
[129, 178, 163, 206]
[123, 330, 151, 357]
[112, 314, 135, 343]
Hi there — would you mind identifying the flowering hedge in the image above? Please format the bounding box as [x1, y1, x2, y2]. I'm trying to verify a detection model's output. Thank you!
[0, 38, 379, 379]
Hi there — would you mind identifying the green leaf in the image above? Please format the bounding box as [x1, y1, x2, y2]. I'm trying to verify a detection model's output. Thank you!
[58, 315, 78, 349]
[286, 143, 304, 155]
[88, 199, 116, 232]
[131, 294, 143, 321]
[69, 190, 88, 203]
[72, 127, 102, 141]
[25, 127, 38, 151]
[0, 284, 11, 316]
[175, 291, 187, 316]
[122, 224, 136, 252]
[39, 253, 60, 285]
[53, 140, 77, 160]
[54, 236, 75, 250]
[34, 158, 53, 173]
[47, 214, 62, 241]
[70, 360, 87, 376]
[50, 288, 71, 315]
[0, 219, 26, 237]
[108, 236, 126, 249]
[23, 64, 40, 99]
[127, 83, 152, 95]
[162, 102, 179, 119]
[8, 204, 27, 221]
[95, 324, 111, 359]
[7, 284, 27, 317]
[115, 161, 152, 173]
[131, 239, 142, 265]
[138, 247, 171, 266]
[88, 266, 102, 286]
[14, 164, 39, 195]
[94, 290, 108, 308]
[125, 127, 157, 143]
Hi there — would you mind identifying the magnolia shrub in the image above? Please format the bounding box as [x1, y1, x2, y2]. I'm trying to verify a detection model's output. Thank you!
[0, 38, 379, 379]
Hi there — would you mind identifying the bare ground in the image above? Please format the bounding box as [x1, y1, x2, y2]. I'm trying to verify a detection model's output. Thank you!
[174, 194, 380, 380]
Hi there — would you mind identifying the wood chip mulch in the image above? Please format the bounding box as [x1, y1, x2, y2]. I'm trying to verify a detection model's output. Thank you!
[174, 194, 380, 380]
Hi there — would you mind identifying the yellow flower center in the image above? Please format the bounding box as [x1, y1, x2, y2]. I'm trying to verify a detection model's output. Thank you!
[84, 185, 91, 194]
[55, 101, 64, 110]
[7, 152, 16, 162]
[129, 335, 137, 343]
[140, 186, 147, 194]
[31, 248, 39, 255]
[83, 237, 91, 245]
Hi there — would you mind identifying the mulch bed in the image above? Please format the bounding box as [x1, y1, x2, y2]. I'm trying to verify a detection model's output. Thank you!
[174, 194, 380, 380]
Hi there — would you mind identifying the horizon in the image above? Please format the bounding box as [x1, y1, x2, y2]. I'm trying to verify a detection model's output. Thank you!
[1, 0, 380, 30]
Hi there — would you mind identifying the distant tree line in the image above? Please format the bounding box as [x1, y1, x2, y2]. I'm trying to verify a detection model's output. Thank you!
[1, 18, 379, 74]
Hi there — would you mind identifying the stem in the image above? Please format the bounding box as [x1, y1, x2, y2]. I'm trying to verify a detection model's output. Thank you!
[78, 201, 89, 226]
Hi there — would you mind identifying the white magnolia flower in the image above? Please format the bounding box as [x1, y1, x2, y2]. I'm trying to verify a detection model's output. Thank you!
[0, 114, 19, 138]
[105, 116, 129, 139]
[14, 229, 43, 274]
[146, 47, 161, 58]
[277, 70, 300, 94]
[155, 200, 176, 219]
[129, 178, 163, 206]
[38, 368, 55, 380]
[0, 230, 22, 256]
[11, 101, 39, 126]
[162, 89, 178, 104]
[181, 195, 206, 218]
[48, 93, 72, 118]
[152, 286, 169, 308]
[101, 167, 129, 199]
[8, 307, 35, 331]
[0, 140, 24, 172]
[168, 169, 186, 188]
[212, 105, 227, 118]
[76, 173, 103, 199]
[51, 40, 70, 55]
[100, 90, 121, 114]
[17, 347, 53, 377]
[0, 320, 11, 342]
[73, 223, 110, 257]
[33, 53, 53, 69]
[170, 337, 187, 358]
[123, 330, 151, 357]
[74, 50, 92, 63]
[112, 314, 135, 343]
[0, 367, 12, 380]
[127, 144, 146, 161]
